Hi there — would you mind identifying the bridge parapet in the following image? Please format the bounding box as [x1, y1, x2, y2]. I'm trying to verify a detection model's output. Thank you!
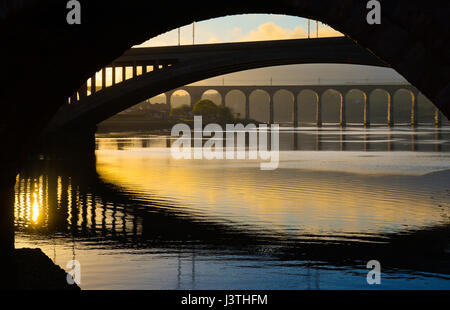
[67, 37, 387, 103]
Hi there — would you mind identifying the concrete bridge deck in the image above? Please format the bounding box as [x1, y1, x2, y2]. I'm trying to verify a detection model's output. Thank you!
[50, 37, 392, 131]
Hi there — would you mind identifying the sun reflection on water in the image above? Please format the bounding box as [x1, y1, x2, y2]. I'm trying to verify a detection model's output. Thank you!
[31, 191, 39, 224]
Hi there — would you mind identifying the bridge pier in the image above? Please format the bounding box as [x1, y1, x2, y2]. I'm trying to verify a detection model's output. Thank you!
[387, 93, 394, 127]
[316, 96, 322, 127]
[364, 97, 370, 127]
[293, 95, 298, 127]
[245, 95, 250, 120]
[191, 93, 202, 108]
[411, 93, 418, 126]
[122, 66, 126, 82]
[434, 108, 442, 127]
[35, 126, 97, 160]
[69, 93, 77, 104]
[0, 168, 16, 288]
[132, 63, 137, 78]
[218, 90, 226, 108]
[102, 68, 106, 89]
[79, 82, 88, 99]
[269, 95, 274, 124]
[166, 92, 172, 111]
[112, 66, 116, 86]
[340, 96, 346, 127]
[91, 74, 96, 94]
[0, 174, 15, 255]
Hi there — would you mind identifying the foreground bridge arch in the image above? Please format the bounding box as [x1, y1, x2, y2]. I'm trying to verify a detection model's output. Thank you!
[1, 0, 450, 253]
[5, 1, 446, 138]
[2, 1, 449, 146]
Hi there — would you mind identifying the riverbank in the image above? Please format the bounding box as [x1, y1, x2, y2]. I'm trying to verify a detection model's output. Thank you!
[7, 248, 80, 290]
[97, 114, 261, 134]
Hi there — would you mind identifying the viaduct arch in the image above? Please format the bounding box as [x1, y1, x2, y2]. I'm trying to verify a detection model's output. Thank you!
[163, 84, 438, 127]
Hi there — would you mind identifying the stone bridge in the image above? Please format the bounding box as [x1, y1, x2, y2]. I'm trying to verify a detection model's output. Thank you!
[164, 84, 440, 126]
[1, 0, 449, 254]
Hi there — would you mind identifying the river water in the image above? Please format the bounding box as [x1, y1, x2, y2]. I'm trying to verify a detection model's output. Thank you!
[14, 126, 450, 289]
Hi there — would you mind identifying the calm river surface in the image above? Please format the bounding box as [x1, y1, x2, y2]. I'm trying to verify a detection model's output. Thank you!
[15, 126, 450, 289]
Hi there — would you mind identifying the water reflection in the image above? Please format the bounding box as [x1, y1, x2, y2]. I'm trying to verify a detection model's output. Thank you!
[98, 127, 450, 152]
[14, 127, 450, 289]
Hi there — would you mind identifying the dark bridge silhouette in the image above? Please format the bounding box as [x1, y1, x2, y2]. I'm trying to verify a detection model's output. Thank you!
[47, 37, 392, 131]
[1, 0, 449, 256]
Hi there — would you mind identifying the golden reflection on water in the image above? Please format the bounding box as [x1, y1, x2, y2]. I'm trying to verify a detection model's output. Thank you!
[12, 132, 450, 289]
[95, 148, 450, 238]
[13, 136, 450, 241]
[15, 177, 44, 226]
[31, 192, 39, 224]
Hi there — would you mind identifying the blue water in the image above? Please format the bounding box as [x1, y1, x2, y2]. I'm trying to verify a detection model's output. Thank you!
[14, 127, 450, 289]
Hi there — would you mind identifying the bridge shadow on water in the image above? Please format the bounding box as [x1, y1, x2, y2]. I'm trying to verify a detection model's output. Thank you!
[14, 152, 450, 281]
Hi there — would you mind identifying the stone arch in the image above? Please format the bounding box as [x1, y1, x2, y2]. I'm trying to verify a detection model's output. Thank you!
[170, 90, 191, 109]
[393, 88, 415, 125]
[225, 90, 246, 119]
[249, 89, 270, 123]
[148, 93, 167, 105]
[273, 89, 294, 124]
[321, 89, 343, 125]
[369, 89, 390, 125]
[3, 3, 450, 139]
[417, 93, 435, 124]
[298, 89, 319, 125]
[201, 89, 222, 106]
[345, 89, 367, 125]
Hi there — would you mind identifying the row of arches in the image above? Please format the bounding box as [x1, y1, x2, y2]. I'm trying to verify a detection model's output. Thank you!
[146, 88, 446, 125]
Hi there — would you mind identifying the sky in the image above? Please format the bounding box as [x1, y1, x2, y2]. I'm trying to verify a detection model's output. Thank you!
[134, 14, 406, 86]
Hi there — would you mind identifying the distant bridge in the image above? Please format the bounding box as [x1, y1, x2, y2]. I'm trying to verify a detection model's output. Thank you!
[162, 84, 442, 126]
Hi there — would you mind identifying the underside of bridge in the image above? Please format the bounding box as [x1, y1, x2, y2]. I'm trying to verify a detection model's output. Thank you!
[46, 37, 390, 131]
[0, 0, 449, 255]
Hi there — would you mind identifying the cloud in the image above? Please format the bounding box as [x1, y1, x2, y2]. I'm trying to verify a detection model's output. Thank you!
[135, 20, 343, 48]
[239, 22, 307, 41]
[237, 21, 343, 42]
